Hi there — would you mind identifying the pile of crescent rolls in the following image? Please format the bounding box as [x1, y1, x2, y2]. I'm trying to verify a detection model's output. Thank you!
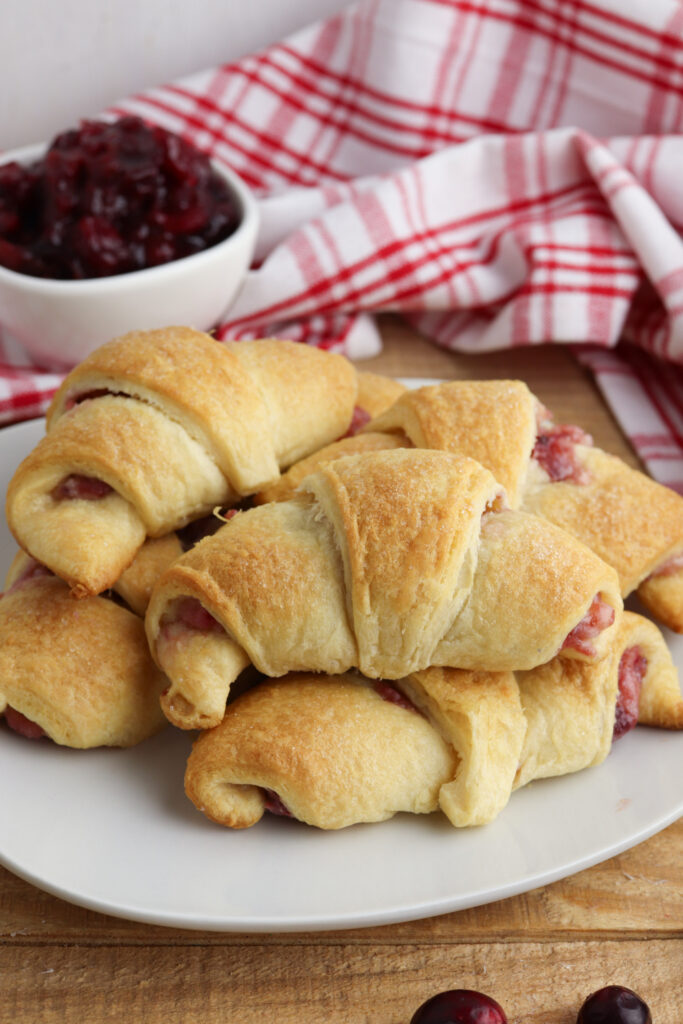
[2, 326, 682, 830]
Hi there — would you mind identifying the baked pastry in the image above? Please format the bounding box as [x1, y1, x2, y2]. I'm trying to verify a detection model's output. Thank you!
[254, 371, 407, 504]
[183, 612, 680, 830]
[265, 379, 683, 630]
[254, 432, 406, 504]
[0, 553, 169, 748]
[354, 371, 407, 422]
[5, 327, 357, 597]
[184, 673, 459, 829]
[146, 448, 622, 730]
[366, 380, 683, 630]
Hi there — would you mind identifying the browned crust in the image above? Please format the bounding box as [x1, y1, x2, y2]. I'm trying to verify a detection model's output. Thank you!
[184, 673, 456, 829]
[301, 450, 502, 676]
[523, 446, 683, 597]
[637, 572, 683, 634]
[0, 577, 167, 747]
[619, 610, 683, 729]
[253, 432, 405, 505]
[355, 372, 407, 418]
[367, 380, 537, 507]
[114, 533, 184, 615]
[148, 450, 623, 736]
[7, 330, 358, 596]
[400, 666, 524, 827]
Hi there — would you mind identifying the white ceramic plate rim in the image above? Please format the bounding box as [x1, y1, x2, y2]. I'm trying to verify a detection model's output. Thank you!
[0, 390, 681, 933]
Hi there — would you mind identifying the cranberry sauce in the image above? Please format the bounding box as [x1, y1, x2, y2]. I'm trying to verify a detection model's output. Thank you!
[64, 388, 121, 410]
[52, 474, 114, 500]
[561, 595, 615, 657]
[342, 406, 372, 437]
[533, 423, 593, 484]
[172, 597, 224, 633]
[4, 558, 53, 595]
[262, 788, 293, 818]
[3, 707, 46, 740]
[0, 116, 240, 279]
[613, 646, 647, 740]
[373, 680, 420, 714]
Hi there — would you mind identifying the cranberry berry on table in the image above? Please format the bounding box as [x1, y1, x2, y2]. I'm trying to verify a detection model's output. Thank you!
[409, 990, 508, 1024]
[408, 985, 652, 1023]
[577, 986, 652, 1024]
[0, 116, 240, 280]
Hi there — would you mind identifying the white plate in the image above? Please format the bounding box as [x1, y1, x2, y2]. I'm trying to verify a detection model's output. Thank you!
[0, 411, 682, 933]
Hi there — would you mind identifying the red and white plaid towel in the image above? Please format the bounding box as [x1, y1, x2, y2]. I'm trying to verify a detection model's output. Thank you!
[2, 0, 683, 488]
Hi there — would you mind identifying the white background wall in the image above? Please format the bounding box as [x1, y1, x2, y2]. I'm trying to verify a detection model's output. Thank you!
[1, 0, 353, 149]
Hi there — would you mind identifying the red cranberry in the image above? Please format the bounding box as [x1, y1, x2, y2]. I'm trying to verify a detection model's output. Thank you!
[52, 474, 114, 500]
[4, 707, 47, 740]
[173, 597, 224, 633]
[613, 647, 646, 740]
[410, 989, 507, 1024]
[577, 986, 651, 1024]
[343, 405, 372, 437]
[532, 423, 592, 484]
[0, 116, 239, 280]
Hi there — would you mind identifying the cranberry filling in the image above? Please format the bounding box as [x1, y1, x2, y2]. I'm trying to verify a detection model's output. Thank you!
[0, 116, 240, 280]
[613, 645, 647, 740]
[649, 550, 683, 578]
[52, 474, 114, 500]
[561, 595, 615, 657]
[64, 388, 120, 410]
[3, 707, 46, 740]
[373, 680, 420, 713]
[172, 597, 224, 633]
[342, 405, 372, 438]
[532, 423, 592, 484]
[262, 788, 293, 817]
[4, 559, 53, 596]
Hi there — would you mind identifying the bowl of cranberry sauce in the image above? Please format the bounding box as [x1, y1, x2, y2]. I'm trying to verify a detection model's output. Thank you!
[0, 116, 258, 368]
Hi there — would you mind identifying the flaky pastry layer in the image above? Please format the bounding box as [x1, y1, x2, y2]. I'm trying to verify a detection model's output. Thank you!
[183, 611, 680, 830]
[147, 449, 622, 730]
[6, 328, 357, 596]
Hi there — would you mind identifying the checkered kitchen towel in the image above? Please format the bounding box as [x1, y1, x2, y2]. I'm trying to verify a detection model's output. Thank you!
[2, 0, 683, 488]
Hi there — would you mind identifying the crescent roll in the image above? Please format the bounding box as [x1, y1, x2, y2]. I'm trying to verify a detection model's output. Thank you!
[0, 555, 169, 748]
[6, 327, 357, 597]
[183, 613, 680, 831]
[254, 371, 408, 504]
[146, 449, 622, 730]
[265, 379, 683, 631]
[367, 380, 683, 630]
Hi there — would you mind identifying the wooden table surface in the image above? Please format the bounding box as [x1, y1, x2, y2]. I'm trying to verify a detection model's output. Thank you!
[1, 319, 681, 1023]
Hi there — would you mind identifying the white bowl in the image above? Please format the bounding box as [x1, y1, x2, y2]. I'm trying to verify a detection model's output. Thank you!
[0, 142, 259, 368]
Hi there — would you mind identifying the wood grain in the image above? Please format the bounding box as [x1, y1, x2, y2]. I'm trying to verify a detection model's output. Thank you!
[0, 318, 680, 1023]
[0, 939, 680, 1023]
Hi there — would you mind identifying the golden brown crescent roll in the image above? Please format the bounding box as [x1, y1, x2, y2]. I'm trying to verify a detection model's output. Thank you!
[254, 372, 408, 505]
[367, 380, 683, 631]
[0, 562, 168, 748]
[183, 613, 680, 831]
[355, 372, 407, 419]
[184, 674, 458, 829]
[253, 432, 406, 504]
[6, 327, 357, 597]
[146, 449, 622, 730]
